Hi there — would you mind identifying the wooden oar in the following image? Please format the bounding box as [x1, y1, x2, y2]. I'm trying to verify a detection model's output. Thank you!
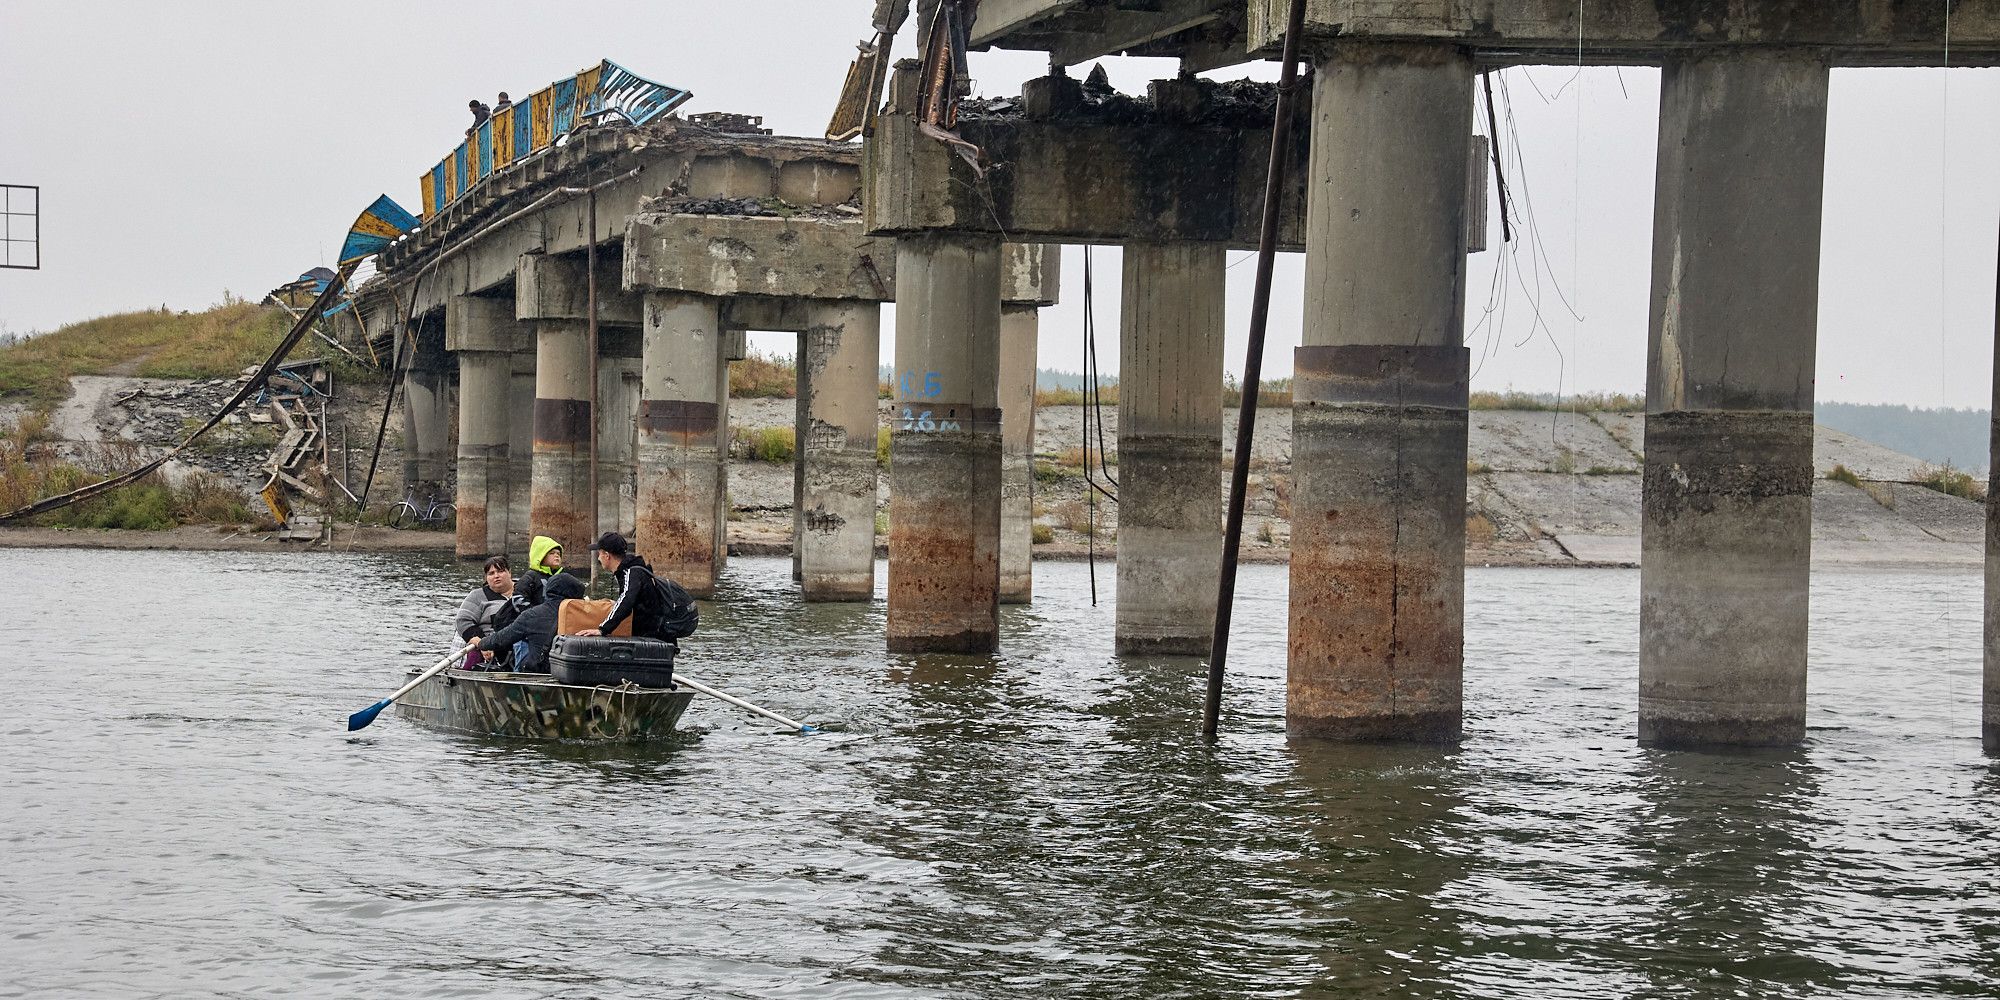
[673, 672, 817, 734]
[347, 648, 462, 732]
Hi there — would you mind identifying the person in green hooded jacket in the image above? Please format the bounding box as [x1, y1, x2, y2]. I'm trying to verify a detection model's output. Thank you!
[516, 535, 566, 608]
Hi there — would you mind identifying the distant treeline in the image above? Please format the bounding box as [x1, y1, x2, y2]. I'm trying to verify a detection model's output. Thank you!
[1814, 402, 1989, 473]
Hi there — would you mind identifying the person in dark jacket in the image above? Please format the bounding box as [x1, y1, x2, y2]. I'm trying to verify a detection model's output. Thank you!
[574, 532, 667, 639]
[464, 573, 586, 672]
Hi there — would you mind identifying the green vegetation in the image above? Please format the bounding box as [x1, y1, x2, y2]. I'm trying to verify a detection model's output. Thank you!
[1030, 523, 1054, 545]
[1825, 463, 1864, 488]
[1549, 448, 1577, 474]
[1914, 463, 1986, 502]
[0, 416, 258, 529]
[1033, 459, 1081, 485]
[0, 302, 298, 407]
[877, 426, 891, 467]
[734, 426, 796, 463]
[730, 350, 796, 399]
[874, 510, 889, 536]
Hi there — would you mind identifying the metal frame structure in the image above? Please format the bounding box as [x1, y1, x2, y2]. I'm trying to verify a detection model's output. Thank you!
[1, 184, 39, 270]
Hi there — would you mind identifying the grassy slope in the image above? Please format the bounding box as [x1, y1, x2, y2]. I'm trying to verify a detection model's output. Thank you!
[0, 303, 293, 407]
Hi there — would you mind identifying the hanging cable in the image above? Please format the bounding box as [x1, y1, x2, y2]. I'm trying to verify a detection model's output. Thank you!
[1084, 247, 1098, 605]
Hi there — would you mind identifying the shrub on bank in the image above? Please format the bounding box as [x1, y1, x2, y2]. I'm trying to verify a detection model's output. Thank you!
[0, 417, 258, 529]
[734, 426, 796, 463]
[1914, 463, 1985, 502]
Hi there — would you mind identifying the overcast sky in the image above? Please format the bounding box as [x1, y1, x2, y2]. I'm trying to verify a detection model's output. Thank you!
[1, 2, 1995, 406]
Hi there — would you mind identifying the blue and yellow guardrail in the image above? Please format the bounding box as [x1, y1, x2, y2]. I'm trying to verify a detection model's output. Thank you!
[420, 59, 693, 220]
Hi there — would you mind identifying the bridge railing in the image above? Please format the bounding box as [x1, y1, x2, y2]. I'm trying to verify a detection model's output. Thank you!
[420, 59, 692, 220]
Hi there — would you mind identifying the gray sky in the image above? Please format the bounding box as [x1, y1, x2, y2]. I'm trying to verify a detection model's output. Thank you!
[1, 2, 1995, 406]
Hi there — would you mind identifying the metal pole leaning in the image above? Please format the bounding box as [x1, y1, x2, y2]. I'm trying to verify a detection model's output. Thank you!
[1204, 0, 1307, 740]
[673, 672, 817, 734]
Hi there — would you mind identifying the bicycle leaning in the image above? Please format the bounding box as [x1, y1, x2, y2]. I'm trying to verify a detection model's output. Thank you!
[388, 490, 455, 529]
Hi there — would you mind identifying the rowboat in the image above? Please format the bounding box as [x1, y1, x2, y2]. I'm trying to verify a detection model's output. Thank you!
[393, 667, 696, 741]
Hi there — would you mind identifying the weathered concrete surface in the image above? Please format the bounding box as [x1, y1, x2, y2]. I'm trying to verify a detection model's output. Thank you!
[1245, 0, 2000, 66]
[624, 212, 896, 301]
[448, 294, 524, 559]
[1640, 51, 1829, 749]
[401, 338, 454, 508]
[1289, 43, 1472, 743]
[1988, 359, 1999, 753]
[798, 300, 881, 601]
[998, 306, 1039, 604]
[888, 234, 1004, 653]
[506, 347, 536, 549]
[597, 352, 641, 539]
[1116, 242, 1225, 655]
[638, 293, 727, 597]
[864, 104, 1309, 249]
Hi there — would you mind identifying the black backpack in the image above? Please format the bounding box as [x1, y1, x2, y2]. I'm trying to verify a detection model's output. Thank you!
[649, 573, 699, 640]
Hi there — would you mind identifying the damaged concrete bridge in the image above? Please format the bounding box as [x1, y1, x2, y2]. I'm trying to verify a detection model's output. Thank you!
[863, 0, 2000, 753]
[353, 0, 2000, 755]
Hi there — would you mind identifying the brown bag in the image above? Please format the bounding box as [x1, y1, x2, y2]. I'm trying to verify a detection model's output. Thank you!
[557, 598, 632, 637]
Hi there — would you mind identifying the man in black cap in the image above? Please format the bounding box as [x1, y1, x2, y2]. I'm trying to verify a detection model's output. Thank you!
[575, 532, 666, 640]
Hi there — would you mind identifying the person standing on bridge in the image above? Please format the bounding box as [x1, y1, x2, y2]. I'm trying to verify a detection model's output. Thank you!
[494, 92, 513, 114]
[466, 99, 490, 137]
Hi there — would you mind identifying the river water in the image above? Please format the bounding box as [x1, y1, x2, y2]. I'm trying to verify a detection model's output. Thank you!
[3, 548, 1996, 999]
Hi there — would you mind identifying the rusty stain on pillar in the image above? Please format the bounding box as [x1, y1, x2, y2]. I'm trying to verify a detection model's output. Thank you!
[1290, 42, 1471, 743]
[889, 233, 1004, 653]
[1117, 242, 1226, 655]
[998, 304, 1040, 604]
[1641, 51, 1829, 749]
[798, 300, 882, 601]
[638, 293, 727, 597]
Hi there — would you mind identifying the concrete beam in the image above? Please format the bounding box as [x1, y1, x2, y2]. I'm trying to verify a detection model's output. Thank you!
[1003, 242, 1062, 307]
[1248, 0, 2000, 67]
[865, 108, 1309, 249]
[624, 212, 897, 301]
[516, 250, 641, 325]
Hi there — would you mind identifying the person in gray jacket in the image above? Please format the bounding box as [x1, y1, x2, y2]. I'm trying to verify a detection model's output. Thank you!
[454, 556, 518, 668]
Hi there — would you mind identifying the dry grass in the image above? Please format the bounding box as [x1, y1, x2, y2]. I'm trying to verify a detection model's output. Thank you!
[1825, 463, 1864, 488]
[0, 418, 257, 528]
[1031, 523, 1055, 545]
[1466, 512, 1498, 545]
[1222, 377, 1292, 408]
[730, 349, 797, 399]
[1469, 390, 1645, 412]
[1036, 384, 1119, 407]
[1051, 445, 1116, 468]
[1914, 463, 1986, 502]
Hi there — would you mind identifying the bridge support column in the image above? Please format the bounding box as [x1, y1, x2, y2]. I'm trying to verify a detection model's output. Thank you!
[447, 295, 517, 559]
[401, 325, 454, 511]
[998, 304, 1039, 604]
[1290, 42, 1471, 742]
[638, 293, 727, 597]
[528, 318, 593, 548]
[596, 348, 640, 538]
[798, 300, 882, 601]
[1988, 322, 2000, 754]
[507, 347, 535, 551]
[888, 233, 1003, 653]
[1117, 242, 1225, 655]
[1640, 52, 1828, 749]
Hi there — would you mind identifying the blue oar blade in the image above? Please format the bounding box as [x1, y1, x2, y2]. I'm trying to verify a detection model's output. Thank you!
[799, 725, 818, 735]
[347, 698, 393, 732]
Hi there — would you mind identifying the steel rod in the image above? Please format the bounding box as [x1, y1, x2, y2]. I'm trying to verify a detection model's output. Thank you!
[1203, 0, 1308, 740]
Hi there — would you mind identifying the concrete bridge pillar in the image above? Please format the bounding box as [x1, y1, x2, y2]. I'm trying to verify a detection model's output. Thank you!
[797, 300, 882, 601]
[596, 334, 641, 540]
[888, 233, 1004, 653]
[1988, 315, 2000, 754]
[1116, 241, 1226, 655]
[446, 294, 520, 559]
[526, 315, 592, 548]
[998, 303, 1040, 604]
[401, 320, 455, 511]
[1640, 52, 1829, 749]
[1290, 42, 1472, 742]
[637, 292, 728, 597]
[506, 346, 536, 551]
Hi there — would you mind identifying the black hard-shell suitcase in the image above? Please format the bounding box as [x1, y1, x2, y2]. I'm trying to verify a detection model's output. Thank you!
[549, 635, 678, 688]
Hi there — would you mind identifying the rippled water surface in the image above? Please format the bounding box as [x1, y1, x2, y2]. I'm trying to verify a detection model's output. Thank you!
[4, 548, 1997, 999]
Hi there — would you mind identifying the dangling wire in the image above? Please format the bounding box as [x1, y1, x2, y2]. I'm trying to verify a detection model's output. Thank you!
[1083, 247, 1098, 605]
